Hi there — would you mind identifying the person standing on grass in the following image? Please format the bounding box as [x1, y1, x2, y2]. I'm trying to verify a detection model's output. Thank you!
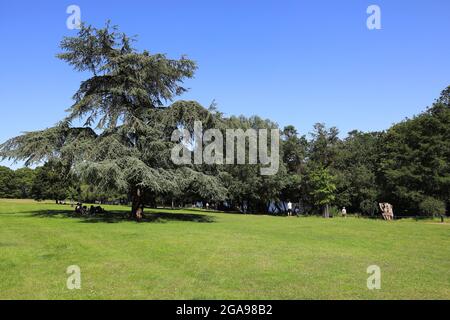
[287, 201, 293, 216]
[342, 207, 347, 217]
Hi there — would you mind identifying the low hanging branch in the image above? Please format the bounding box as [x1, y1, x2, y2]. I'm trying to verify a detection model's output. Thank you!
[0, 21, 224, 221]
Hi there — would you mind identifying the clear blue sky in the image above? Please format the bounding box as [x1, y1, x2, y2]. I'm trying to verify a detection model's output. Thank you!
[1, 0, 449, 168]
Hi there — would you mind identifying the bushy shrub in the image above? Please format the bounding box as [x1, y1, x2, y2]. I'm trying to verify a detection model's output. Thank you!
[329, 206, 340, 217]
[360, 200, 378, 216]
[419, 197, 446, 217]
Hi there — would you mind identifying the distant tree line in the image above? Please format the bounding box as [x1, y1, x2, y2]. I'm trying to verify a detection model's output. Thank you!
[0, 22, 448, 219]
[0, 162, 126, 204]
[1, 86, 448, 217]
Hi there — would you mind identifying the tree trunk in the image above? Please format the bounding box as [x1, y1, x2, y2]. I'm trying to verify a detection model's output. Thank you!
[131, 187, 144, 221]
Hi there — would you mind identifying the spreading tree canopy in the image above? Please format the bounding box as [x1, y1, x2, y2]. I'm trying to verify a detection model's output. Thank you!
[0, 22, 226, 219]
[1, 21, 448, 218]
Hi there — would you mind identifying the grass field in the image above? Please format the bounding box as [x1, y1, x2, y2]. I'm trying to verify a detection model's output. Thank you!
[0, 199, 449, 300]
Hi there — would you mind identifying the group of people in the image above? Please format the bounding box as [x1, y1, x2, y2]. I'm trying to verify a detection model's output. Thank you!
[74, 203, 106, 215]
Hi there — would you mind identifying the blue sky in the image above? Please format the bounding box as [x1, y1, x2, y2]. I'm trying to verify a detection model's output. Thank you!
[0, 0, 449, 168]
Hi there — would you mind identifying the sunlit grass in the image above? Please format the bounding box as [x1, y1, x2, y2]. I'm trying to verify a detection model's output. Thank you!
[0, 199, 449, 300]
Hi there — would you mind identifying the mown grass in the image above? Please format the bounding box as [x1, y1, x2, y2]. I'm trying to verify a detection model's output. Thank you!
[0, 199, 449, 300]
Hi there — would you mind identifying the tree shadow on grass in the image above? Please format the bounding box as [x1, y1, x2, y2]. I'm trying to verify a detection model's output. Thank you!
[28, 209, 215, 224]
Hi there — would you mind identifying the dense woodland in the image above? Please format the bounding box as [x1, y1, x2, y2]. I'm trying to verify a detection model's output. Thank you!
[0, 23, 448, 218]
[2, 88, 449, 217]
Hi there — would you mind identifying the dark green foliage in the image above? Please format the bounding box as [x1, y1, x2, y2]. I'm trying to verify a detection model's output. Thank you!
[379, 88, 450, 215]
[13, 167, 36, 199]
[0, 166, 17, 198]
[57, 22, 196, 129]
[31, 160, 72, 202]
[0, 22, 229, 218]
[307, 166, 336, 216]
[0, 21, 448, 218]
[360, 200, 379, 216]
[308, 123, 340, 168]
[419, 197, 446, 217]
[333, 130, 381, 213]
[0, 166, 35, 198]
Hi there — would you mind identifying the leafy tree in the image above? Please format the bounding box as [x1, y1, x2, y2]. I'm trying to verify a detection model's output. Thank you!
[419, 197, 446, 217]
[307, 166, 336, 217]
[278, 126, 307, 208]
[308, 123, 340, 168]
[31, 160, 72, 202]
[13, 167, 36, 198]
[0, 21, 448, 220]
[0, 166, 36, 199]
[360, 199, 378, 216]
[333, 130, 381, 214]
[379, 87, 450, 215]
[218, 115, 287, 213]
[175, 168, 227, 205]
[281, 125, 307, 174]
[0, 166, 16, 198]
[0, 22, 218, 219]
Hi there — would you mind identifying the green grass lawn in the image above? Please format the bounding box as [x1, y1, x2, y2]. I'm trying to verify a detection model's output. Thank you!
[0, 199, 449, 300]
